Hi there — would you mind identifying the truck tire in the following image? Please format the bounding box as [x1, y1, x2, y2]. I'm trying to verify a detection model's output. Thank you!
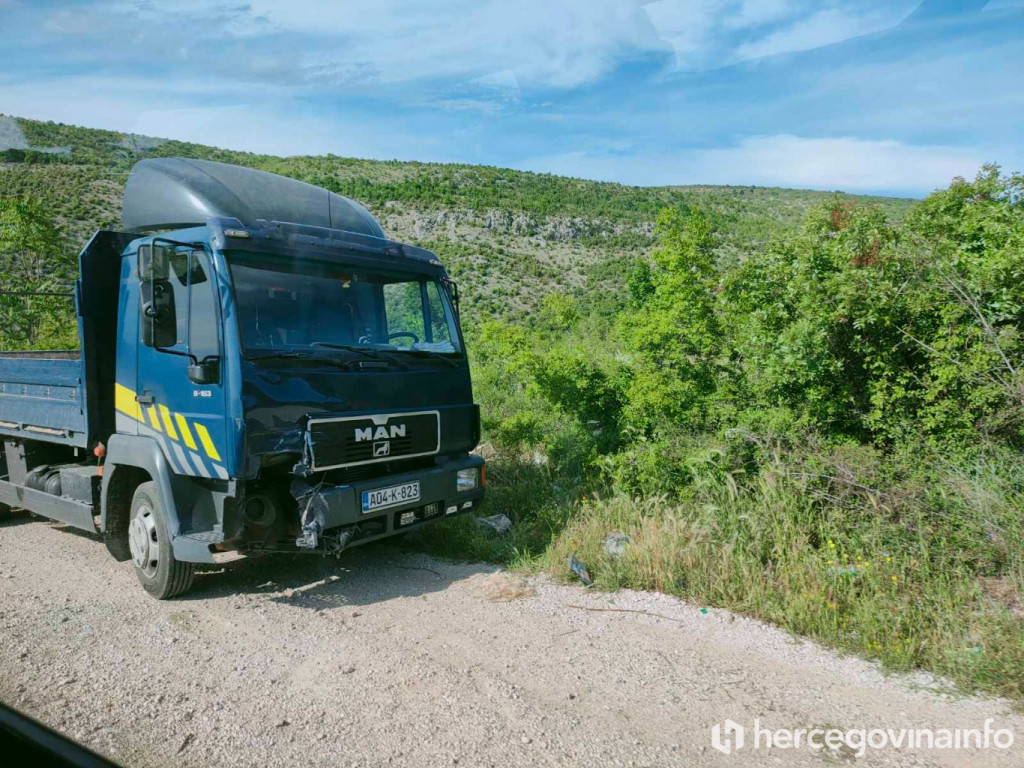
[128, 482, 195, 599]
[0, 503, 11, 521]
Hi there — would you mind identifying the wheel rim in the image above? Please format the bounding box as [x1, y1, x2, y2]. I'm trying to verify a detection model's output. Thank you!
[129, 504, 159, 578]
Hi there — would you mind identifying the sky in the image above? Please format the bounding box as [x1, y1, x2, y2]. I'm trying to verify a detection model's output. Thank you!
[0, 0, 1022, 197]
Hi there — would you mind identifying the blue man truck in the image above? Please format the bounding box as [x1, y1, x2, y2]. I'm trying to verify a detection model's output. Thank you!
[0, 158, 485, 598]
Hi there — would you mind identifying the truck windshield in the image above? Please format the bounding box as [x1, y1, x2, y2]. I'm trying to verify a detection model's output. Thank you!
[226, 251, 462, 358]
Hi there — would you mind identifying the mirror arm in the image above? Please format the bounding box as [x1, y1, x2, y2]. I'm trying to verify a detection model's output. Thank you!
[151, 236, 208, 252]
[442, 276, 460, 316]
[153, 346, 219, 384]
[153, 345, 199, 366]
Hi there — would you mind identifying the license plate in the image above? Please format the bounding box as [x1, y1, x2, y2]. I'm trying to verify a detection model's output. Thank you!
[361, 481, 420, 512]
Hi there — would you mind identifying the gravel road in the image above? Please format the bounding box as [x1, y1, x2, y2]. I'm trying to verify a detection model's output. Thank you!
[1, 515, 1022, 767]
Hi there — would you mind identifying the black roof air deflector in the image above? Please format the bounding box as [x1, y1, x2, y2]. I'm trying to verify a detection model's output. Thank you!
[122, 158, 385, 239]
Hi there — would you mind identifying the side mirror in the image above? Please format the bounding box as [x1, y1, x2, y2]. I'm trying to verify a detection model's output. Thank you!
[138, 243, 171, 281]
[187, 358, 220, 385]
[138, 244, 151, 280]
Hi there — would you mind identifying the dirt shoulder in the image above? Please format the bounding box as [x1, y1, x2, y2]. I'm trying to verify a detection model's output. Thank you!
[1, 517, 1021, 767]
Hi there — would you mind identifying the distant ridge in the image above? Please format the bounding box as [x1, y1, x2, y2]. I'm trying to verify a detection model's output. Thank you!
[0, 114, 917, 321]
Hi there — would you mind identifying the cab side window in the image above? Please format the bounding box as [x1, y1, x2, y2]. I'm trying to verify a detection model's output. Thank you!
[140, 245, 219, 359]
[187, 252, 220, 361]
[139, 245, 179, 348]
[167, 250, 191, 345]
[426, 281, 455, 346]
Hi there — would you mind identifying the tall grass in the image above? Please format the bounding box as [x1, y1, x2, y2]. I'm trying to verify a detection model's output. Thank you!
[407, 456, 575, 564]
[406, 440, 1024, 701]
[537, 445, 1024, 702]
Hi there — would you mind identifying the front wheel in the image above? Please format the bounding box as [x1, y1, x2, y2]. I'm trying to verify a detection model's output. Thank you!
[128, 482, 195, 599]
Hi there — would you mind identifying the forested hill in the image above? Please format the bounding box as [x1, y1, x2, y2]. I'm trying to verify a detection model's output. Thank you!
[5, 118, 1024, 705]
[0, 114, 915, 318]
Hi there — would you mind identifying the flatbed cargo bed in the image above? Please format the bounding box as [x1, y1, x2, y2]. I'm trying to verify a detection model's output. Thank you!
[0, 354, 88, 447]
[0, 230, 133, 450]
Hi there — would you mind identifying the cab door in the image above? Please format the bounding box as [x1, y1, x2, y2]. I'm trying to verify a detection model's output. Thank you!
[136, 242, 229, 480]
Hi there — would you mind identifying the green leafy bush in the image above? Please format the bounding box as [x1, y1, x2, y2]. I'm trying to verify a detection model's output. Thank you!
[0, 195, 78, 349]
[3, 114, 1021, 701]
[461, 167, 1024, 701]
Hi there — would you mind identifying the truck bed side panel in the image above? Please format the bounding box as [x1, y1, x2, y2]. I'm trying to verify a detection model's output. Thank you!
[0, 357, 87, 446]
[0, 230, 132, 450]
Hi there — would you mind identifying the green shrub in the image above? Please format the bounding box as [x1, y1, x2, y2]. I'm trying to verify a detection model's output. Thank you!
[4, 116, 1022, 701]
[0, 194, 78, 349]
[544, 441, 1024, 701]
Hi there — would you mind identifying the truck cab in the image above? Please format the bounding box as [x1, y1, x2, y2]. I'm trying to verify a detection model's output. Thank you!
[0, 158, 484, 598]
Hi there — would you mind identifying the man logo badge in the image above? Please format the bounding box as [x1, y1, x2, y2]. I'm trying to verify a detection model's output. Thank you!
[355, 424, 407, 442]
[355, 422, 405, 460]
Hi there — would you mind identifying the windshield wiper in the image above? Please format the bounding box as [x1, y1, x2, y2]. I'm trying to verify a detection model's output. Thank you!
[313, 341, 461, 368]
[309, 342, 411, 369]
[246, 350, 299, 359]
[404, 348, 463, 368]
[244, 350, 359, 369]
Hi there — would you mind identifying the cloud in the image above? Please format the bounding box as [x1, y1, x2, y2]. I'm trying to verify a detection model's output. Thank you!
[19, 0, 919, 97]
[1, 0, 662, 96]
[735, 5, 916, 60]
[244, 1, 655, 86]
[1, 0, 1019, 197]
[471, 70, 521, 91]
[641, 0, 722, 68]
[726, 0, 797, 29]
[698, 135, 986, 193]
[429, 98, 506, 116]
[0, 0, 938, 102]
[521, 135, 991, 196]
[643, 1, 918, 69]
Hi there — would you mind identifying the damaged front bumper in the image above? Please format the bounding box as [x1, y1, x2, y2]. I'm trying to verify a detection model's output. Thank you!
[290, 454, 485, 552]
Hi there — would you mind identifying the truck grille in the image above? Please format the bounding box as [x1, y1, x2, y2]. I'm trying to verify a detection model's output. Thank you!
[307, 411, 440, 470]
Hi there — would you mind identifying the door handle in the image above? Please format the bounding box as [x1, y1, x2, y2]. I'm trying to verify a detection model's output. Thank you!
[136, 392, 155, 405]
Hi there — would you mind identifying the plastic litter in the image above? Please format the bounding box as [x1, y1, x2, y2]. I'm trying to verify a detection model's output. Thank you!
[568, 553, 593, 586]
[476, 514, 513, 534]
[829, 565, 864, 577]
[603, 533, 630, 558]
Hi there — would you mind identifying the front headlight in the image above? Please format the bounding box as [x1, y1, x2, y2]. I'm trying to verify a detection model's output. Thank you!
[457, 468, 479, 492]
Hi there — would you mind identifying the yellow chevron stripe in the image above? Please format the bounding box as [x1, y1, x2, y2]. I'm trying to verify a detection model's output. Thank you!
[194, 422, 221, 462]
[159, 405, 179, 440]
[114, 382, 224, 471]
[175, 413, 198, 450]
[114, 383, 143, 421]
[147, 405, 162, 432]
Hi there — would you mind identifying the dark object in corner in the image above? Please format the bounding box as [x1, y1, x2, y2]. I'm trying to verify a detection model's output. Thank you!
[0, 701, 120, 767]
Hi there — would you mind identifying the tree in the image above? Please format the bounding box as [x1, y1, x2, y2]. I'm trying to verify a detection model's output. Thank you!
[0, 195, 78, 349]
[620, 207, 721, 431]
